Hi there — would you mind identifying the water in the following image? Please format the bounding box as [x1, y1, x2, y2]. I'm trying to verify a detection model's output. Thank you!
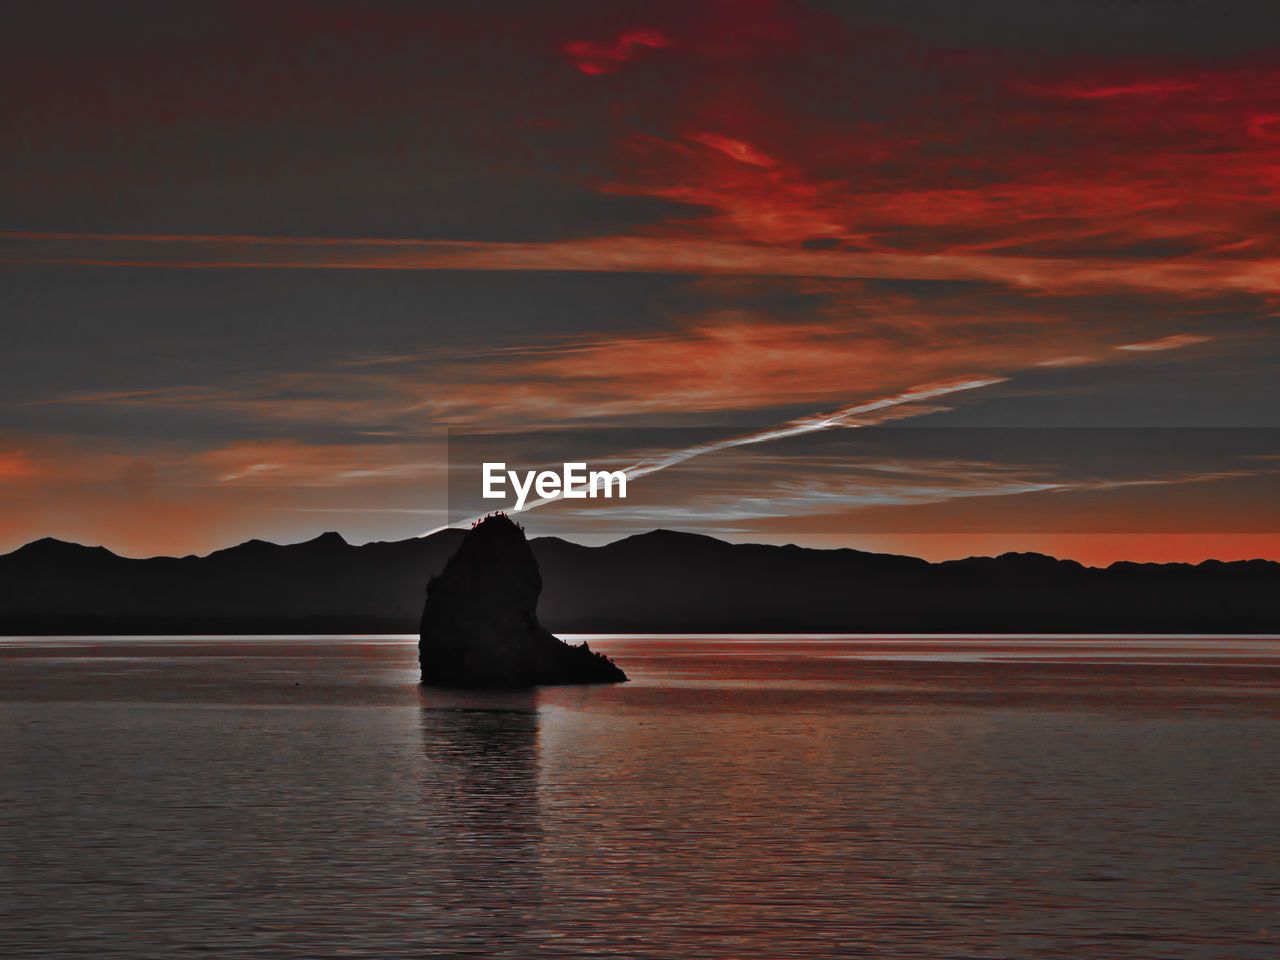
[2, 636, 1279, 959]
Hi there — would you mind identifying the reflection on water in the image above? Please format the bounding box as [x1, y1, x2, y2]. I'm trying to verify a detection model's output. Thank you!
[1, 636, 1279, 958]
[419, 692, 545, 954]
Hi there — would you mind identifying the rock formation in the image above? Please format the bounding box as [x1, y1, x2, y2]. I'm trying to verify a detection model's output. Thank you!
[418, 514, 627, 687]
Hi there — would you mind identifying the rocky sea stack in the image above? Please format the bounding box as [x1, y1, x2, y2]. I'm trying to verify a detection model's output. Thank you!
[418, 514, 627, 688]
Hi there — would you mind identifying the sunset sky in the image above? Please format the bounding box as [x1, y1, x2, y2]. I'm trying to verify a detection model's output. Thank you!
[2, 0, 1278, 563]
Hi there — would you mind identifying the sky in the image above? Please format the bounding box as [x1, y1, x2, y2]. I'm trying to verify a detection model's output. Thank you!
[1, 0, 1278, 563]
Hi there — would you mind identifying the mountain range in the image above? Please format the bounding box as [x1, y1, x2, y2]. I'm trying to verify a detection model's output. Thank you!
[1, 529, 1276, 635]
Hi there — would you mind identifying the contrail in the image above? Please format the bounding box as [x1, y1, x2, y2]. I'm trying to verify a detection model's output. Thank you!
[420, 375, 1006, 536]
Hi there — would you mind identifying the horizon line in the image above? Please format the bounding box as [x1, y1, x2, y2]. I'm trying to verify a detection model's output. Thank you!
[4, 527, 1276, 571]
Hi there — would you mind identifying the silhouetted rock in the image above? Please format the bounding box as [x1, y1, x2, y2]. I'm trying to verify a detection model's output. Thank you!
[418, 515, 627, 688]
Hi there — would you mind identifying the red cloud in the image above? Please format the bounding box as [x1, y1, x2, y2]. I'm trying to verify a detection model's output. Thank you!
[10, 5, 1280, 295]
[689, 133, 777, 168]
[1029, 79, 1202, 100]
[563, 27, 667, 75]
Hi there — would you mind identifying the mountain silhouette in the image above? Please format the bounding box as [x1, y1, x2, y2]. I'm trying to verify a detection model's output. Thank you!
[419, 515, 626, 687]
[0, 528, 1276, 634]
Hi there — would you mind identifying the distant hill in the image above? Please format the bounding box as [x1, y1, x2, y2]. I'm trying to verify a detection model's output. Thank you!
[0, 529, 1276, 635]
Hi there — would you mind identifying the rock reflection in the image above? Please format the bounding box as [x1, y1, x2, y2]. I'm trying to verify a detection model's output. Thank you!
[418, 689, 546, 953]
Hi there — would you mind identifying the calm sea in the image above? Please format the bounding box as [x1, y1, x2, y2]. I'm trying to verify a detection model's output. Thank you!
[2, 636, 1279, 959]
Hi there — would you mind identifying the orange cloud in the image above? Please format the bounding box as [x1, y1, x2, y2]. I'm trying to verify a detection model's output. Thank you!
[1116, 334, 1213, 352]
[6, 232, 1280, 296]
[49, 296, 1102, 430]
[193, 440, 444, 486]
[0, 434, 453, 556]
[0, 449, 42, 481]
